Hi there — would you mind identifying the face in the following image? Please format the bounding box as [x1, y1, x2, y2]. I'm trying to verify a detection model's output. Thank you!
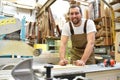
[69, 7, 82, 26]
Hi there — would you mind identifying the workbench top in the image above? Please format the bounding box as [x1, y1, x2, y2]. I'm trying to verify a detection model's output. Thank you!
[33, 63, 120, 77]
[0, 63, 120, 80]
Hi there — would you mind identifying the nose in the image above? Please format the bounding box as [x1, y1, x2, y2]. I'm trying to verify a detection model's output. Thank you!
[72, 13, 77, 18]
[72, 14, 76, 17]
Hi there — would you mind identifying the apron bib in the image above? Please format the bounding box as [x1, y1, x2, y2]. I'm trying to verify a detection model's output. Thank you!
[69, 20, 95, 64]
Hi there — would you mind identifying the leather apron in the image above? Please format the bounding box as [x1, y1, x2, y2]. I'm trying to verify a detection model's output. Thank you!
[69, 20, 95, 65]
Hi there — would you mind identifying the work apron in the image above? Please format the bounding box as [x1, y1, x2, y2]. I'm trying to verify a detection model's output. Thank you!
[69, 20, 95, 65]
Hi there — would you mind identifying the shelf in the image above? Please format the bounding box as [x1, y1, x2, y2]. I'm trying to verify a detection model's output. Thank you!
[94, 17, 110, 23]
[3, 2, 35, 10]
[49, 45, 56, 47]
[13, 3, 35, 10]
[46, 36, 60, 40]
[114, 8, 120, 12]
[94, 17, 112, 46]
[114, 20, 120, 23]
[109, 0, 120, 5]
[94, 17, 102, 23]
[95, 43, 113, 46]
[114, 16, 120, 23]
[115, 29, 120, 32]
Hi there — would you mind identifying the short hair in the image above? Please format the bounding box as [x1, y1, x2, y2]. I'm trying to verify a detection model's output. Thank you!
[68, 5, 82, 15]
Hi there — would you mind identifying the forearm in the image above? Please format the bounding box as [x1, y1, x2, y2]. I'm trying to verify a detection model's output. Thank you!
[59, 44, 66, 60]
[59, 35, 69, 60]
[81, 42, 94, 63]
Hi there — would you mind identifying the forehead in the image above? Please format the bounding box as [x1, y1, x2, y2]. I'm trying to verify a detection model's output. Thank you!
[69, 7, 80, 13]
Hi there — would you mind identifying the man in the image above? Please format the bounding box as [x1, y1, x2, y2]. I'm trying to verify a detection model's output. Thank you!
[59, 5, 97, 66]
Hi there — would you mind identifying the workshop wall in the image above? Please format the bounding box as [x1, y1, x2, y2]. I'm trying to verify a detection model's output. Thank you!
[1, 0, 36, 22]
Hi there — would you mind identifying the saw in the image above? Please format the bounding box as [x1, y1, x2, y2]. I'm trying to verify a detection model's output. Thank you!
[0, 17, 21, 35]
[0, 40, 35, 56]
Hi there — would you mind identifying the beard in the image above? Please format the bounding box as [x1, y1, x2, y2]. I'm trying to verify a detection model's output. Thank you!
[71, 18, 81, 25]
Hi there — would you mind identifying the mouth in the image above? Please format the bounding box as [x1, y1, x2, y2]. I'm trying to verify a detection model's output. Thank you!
[72, 18, 79, 24]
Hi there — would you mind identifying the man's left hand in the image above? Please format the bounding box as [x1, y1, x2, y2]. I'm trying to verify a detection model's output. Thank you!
[74, 60, 85, 66]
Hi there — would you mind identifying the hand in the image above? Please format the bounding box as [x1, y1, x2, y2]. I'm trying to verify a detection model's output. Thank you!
[74, 60, 85, 66]
[59, 59, 68, 66]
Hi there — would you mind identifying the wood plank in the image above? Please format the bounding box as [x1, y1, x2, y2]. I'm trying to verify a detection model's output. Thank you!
[36, 0, 56, 18]
[114, 8, 120, 12]
[109, 0, 120, 5]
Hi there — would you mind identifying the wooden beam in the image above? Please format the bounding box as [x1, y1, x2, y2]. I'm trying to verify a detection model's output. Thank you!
[36, 0, 56, 18]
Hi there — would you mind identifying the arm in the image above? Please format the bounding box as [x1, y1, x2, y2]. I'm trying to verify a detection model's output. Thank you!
[81, 32, 95, 63]
[76, 32, 95, 66]
[59, 35, 69, 66]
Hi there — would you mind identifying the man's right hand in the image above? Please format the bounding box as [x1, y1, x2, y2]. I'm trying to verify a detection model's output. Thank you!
[59, 59, 68, 66]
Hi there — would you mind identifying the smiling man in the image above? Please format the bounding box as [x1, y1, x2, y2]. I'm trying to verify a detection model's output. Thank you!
[59, 5, 97, 66]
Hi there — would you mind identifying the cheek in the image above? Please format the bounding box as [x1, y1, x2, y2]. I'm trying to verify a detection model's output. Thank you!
[70, 16, 80, 21]
[69, 14, 81, 21]
[76, 15, 82, 20]
[70, 15, 77, 19]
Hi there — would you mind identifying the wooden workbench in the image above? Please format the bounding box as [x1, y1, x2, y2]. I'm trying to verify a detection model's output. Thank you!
[0, 63, 120, 80]
[51, 64, 120, 80]
[33, 63, 120, 80]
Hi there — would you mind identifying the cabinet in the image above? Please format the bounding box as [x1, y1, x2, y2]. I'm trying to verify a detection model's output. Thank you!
[109, 0, 120, 31]
[94, 0, 120, 47]
[110, 0, 120, 62]
[94, 16, 113, 46]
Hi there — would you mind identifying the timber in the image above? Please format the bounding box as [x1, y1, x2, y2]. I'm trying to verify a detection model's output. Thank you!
[36, 0, 56, 18]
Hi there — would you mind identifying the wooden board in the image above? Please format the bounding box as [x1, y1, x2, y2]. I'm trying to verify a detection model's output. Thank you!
[53, 64, 88, 70]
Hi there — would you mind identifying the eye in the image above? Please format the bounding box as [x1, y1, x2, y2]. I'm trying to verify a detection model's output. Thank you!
[75, 12, 79, 15]
[70, 12, 80, 15]
[70, 13, 73, 15]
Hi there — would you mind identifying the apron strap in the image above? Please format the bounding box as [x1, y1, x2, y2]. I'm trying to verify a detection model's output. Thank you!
[69, 20, 88, 35]
[69, 22, 74, 35]
[84, 20, 88, 33]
